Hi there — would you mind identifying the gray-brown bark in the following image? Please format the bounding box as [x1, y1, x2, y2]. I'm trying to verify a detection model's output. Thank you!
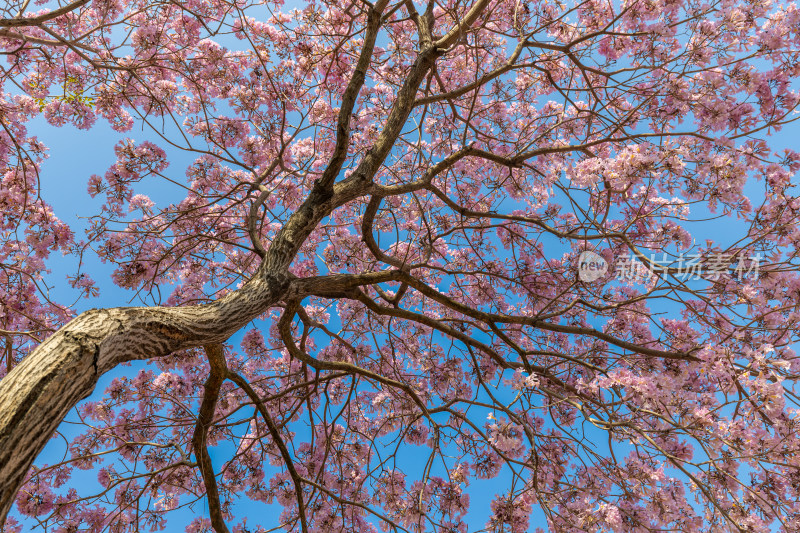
[193, 345, 232, 533]
[0, 269, 291, 520]
[0, 58, 434, 524]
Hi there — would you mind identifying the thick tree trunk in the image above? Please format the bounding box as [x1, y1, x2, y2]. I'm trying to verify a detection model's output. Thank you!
[0, 270, 291, 520]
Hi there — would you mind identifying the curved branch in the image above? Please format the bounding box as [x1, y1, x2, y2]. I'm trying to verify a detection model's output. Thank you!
[0, 0, 90, 28]
[278, 301, 433, 418]
[226, 371, 309, 533]
[316, 0, 389, 192]
[434, 0, 492, 49]
[390, 271, 697, 361]
[192, 344, 231, 533]
[0, 153, 376, 517]
[0, 268, 290, 518]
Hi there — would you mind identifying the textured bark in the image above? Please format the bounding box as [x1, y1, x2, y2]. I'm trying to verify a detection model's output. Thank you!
[0, 267, 291, 520]
[0, 150, 405, 520]
[193, 345, 231, 533]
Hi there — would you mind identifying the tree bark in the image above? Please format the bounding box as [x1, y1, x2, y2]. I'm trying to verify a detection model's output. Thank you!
[0, 269, 291, 520]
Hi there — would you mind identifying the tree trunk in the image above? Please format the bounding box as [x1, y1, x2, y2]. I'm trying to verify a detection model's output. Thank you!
[0, 270, 291, 519]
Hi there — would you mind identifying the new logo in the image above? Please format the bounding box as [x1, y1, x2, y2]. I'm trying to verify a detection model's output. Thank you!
[577, 250, 608, 282]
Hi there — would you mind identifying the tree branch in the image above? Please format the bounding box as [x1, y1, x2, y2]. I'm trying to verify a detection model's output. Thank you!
[0, 0, 90, 28]
[192, 344, 231, 533]
[226, 371, 309, 533]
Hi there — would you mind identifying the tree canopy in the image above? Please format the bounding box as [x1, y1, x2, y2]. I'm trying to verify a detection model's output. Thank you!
[2, 0, 800, 531]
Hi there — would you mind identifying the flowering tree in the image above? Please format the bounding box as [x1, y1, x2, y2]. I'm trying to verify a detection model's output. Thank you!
[1, 0, 800, 530]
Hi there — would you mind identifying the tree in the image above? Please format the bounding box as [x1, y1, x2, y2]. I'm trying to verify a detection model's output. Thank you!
[1, 0, 800, 530]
